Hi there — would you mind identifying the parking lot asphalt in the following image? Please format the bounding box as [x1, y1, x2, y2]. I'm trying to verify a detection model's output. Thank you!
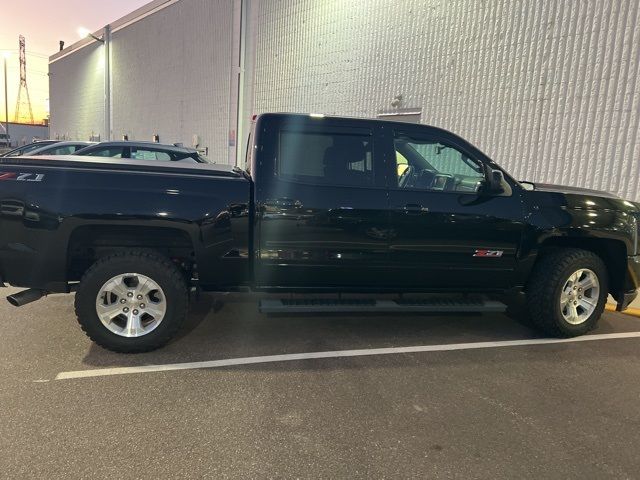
[1, 287, 640, 479]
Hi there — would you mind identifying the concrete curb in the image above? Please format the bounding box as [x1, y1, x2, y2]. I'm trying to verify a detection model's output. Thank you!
[605, 304, 640, 318]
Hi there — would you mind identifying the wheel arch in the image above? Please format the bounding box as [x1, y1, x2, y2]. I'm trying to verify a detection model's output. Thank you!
[533, 236, 626, 297]
[66, 224, 198, 283]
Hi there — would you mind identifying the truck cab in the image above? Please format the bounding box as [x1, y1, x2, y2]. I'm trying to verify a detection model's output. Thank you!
[250, 114, 523, 292]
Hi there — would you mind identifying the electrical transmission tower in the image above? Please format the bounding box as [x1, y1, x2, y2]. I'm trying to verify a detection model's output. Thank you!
[14, 35, 34, 124]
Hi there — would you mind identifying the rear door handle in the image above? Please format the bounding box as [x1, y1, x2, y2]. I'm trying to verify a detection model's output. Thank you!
[399, 203, 428, 214]
[264, 198, 302, 209]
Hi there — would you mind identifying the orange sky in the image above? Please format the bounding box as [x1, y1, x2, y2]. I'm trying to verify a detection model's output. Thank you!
[1, 0, 150, 125]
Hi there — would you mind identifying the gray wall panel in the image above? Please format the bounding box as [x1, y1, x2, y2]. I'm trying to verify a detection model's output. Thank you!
[49, 43, 105, 141]
[249, 0, 640, 200]
[111, 0, 234, 161]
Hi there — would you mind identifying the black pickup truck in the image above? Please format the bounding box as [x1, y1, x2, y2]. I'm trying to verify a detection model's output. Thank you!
[1, 113, 639, 352]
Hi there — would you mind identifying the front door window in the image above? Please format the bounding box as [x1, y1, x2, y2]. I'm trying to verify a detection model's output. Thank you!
[394, 136, 485, 193]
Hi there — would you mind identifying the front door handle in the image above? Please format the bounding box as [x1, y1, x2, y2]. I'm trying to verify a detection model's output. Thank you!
[399, 203, 428, 214]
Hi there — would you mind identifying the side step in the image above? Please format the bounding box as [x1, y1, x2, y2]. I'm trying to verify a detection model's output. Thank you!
[259, 297, 506, 314]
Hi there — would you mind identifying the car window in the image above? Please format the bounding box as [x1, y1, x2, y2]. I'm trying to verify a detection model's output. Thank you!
[44, 145, 78, 155]
[394, 135, 485, 193]
[82, 148, 123, 158]
[15, 143, 48, 155]
[278, 130, 374, 187]
[131, 148, 172, 161]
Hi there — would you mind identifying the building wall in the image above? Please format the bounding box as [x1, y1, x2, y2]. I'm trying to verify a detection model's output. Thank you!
[50, 0, 640, 200]
[248, 0, 640, 200]
[4, 123, 49, 146]
[111, 0, 234, 160]
[49, 42, 105, 141]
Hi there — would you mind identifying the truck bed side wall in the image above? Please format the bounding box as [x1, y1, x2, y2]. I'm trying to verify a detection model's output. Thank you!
[0, 163, 251, 291]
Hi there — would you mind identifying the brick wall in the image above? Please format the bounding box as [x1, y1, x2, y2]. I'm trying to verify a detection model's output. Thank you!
[248, 0, 640, 200]
[49, 42, 105, 141]
[50, 0, 640, 200]
[111, 0, 234, 160]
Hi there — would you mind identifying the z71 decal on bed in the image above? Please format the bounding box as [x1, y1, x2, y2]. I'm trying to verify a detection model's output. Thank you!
[0, 172, 45, 182]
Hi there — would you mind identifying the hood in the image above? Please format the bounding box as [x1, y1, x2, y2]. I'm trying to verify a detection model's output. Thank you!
[525, 182, 621, 200]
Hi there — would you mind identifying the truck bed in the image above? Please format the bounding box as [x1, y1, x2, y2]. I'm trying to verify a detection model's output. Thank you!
[0, 155, 251, 292]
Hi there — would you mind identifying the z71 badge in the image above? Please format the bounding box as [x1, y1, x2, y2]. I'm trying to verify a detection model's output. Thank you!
[0, 172, 45, 182]
[473, 249, 503, 257]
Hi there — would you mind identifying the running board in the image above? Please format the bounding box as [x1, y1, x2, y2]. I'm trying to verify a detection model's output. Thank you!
[259, 297, 506, 314]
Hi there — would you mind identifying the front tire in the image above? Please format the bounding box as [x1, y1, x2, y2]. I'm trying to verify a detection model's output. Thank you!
[526, 248, 608, 337]
[74, 251, 189, 353]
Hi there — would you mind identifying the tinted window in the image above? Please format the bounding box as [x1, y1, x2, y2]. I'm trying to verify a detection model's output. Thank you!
[130, 148, 172, 161]
[83, 148, 123, 158]
[394, 135, 484, 192]
[278, 131, 373, 187]
[43, 145, 82, 155]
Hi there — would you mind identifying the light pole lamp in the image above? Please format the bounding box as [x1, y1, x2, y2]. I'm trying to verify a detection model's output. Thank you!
[77, 27, 104, 44]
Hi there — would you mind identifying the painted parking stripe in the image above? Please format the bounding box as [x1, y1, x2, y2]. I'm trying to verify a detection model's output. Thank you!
[55, 331, 640, 380]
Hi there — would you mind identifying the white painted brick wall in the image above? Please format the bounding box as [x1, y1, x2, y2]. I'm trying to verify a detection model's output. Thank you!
[49, 43, 105, 141]
[111, 0, 234, 159]
[248, 0, 640, 200]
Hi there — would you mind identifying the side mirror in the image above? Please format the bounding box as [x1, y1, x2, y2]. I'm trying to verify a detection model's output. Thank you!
[484, 168, 505, 195]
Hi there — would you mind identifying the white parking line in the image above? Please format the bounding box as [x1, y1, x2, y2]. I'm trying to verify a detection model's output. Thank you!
[55, 331, 640, 380]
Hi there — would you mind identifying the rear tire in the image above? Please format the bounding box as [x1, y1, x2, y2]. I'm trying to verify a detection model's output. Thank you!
[74, 251, 189, 353]
[526, 248, 608, 337]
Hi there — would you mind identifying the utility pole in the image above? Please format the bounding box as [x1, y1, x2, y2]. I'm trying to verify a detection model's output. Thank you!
[3, 53, 8, 143]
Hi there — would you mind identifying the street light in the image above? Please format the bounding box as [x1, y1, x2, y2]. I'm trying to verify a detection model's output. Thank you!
[78, 26, 111, 140]
[78, 27, 105, 43]
[2, 51, 10, 147]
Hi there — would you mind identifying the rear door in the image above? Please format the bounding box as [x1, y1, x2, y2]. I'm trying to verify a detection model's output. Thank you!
[253, 115, 391, 289]
[384, 124, 525, 290]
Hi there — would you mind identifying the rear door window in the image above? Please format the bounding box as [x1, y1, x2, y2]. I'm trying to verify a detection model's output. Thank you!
[278, 130, 374, 187]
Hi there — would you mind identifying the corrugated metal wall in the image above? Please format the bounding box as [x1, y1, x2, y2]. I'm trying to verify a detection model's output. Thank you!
[249, 0, 640, 200]
[49, 0, 640, 199]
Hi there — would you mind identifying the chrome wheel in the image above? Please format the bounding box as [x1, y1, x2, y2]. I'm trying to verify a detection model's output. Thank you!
[560, 268, 600, 325]
[95, 273, 166, 337]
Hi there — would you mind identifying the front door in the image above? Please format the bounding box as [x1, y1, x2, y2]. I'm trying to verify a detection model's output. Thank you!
[385, 125, 525, 290]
